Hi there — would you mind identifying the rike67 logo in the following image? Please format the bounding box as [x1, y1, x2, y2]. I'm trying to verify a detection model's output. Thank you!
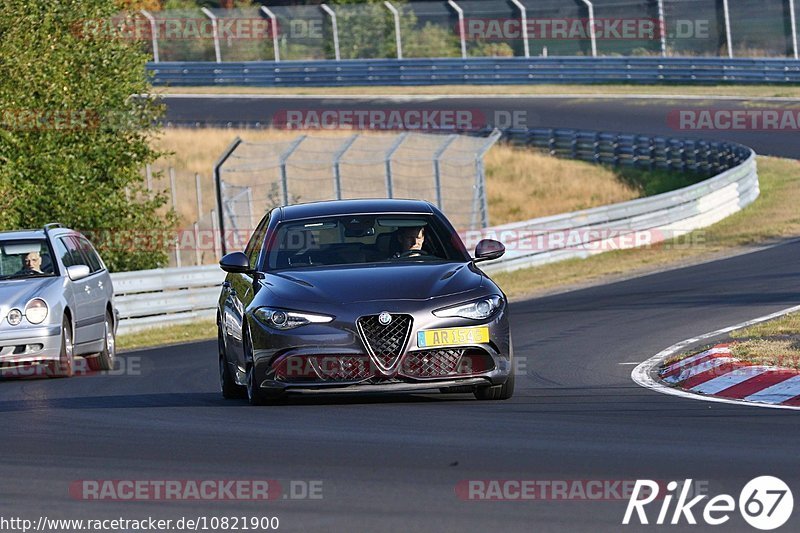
[623, 477, 793, 530]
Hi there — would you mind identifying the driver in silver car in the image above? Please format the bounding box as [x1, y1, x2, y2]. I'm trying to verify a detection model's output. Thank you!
[15, 251, 44, 276]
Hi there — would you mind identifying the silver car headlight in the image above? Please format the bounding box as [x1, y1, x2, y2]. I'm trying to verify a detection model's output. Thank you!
[7, 309, 22, 326]
[254, 307, 334, 330]
[433, 295, 503, 320]
[25, 299, 48, 325]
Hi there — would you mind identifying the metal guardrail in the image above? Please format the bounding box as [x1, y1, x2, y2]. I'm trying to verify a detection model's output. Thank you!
[148, 57, 800, 87]
[112, 127, 757, 334]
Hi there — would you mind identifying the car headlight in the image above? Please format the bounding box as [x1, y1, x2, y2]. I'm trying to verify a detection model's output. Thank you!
[433, 295, 503, 320]
[7, 309, 22, 326]
[253, 307, 334, 330]
[25, 299, 48, 324]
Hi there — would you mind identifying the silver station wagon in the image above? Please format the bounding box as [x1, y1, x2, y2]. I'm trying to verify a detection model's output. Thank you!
[0, 224, 117, 377]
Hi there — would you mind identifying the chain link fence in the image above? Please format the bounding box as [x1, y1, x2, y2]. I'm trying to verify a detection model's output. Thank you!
[213, 131, 500, 255]
[135, 1, 800, 61]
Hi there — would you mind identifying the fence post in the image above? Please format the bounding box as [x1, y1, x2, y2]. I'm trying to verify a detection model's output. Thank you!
[278, 135, 307, 206]
[579, 0, 598, 57]
[384, 1, 403, 60]
[447, 0, 467, 59]
[210, 208, 222, 258]
[320, 4, 341, 61]
[201, 7, 222, 63]
[384, 132, 408, 198]
[657, 0, 667, 56]
[433, 135, 458, 210]
[332, 134, 359, 200]
[195, 173, 203, 220]
[722, 0, 733, 58]
[791, 0, 799, 59]
[169, 167, 181, 268]
[473, 129, 502, 230]
[214, 137, 242, 255]
[509, 0, 530, 58]
[193, 222, 201, 265]
[140, 10, 160, 63]
[260, 6, 281, 62]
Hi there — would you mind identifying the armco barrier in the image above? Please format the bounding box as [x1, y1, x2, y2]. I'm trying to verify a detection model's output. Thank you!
[112, 127, 757, 334]
[147, 57, 800, 87]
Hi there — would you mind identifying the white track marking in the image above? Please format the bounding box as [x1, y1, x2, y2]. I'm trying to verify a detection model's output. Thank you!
[690, 366, 772, 395]
[661, 357, 737, 384]
[631, 304, 800, 410]
[661, 346, 731, 374]
[744, 375, 800, 404]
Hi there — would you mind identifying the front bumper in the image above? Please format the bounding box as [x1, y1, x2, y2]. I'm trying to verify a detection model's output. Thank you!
[248, 302, 512, 395]
[0, 325, 62, 366]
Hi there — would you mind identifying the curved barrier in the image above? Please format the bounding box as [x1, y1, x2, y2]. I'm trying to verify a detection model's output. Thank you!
[111, 127, 757, 334]
[148, 57, 800, 87]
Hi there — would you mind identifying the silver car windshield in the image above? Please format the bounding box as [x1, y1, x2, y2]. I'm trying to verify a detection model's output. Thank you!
[0, 239, 57, 280]
[267, 215, 463, 270]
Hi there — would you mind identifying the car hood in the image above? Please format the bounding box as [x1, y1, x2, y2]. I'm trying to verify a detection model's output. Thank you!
[0, 277, 61, 309]
[260, 262, 483, 304]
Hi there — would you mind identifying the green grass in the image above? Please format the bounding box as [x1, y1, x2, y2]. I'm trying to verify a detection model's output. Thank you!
[152, 84, 800, 99]
[118, 320, 215, 351]
[731, 312, 800, 338]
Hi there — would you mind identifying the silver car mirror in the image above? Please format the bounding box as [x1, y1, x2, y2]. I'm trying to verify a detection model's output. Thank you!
[66, 265, 91, 281]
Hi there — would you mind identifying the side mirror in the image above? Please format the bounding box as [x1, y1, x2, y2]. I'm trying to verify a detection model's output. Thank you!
[219, 251, 252, 274]
[473, 239, 505, 263]
[66, 265, 91, 281]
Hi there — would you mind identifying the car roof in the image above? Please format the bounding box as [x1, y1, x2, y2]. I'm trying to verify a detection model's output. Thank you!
[278, 199, 435, 222]
[0, 227, 77, 241]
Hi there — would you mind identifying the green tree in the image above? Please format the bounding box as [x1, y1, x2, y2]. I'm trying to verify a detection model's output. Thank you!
[0, 0, 176, 271]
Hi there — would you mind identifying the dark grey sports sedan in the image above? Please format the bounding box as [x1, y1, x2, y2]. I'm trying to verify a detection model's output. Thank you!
[217, 199, 513, 405]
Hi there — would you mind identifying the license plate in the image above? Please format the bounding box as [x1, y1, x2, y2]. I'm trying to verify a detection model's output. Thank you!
[417, 326, 490, 348]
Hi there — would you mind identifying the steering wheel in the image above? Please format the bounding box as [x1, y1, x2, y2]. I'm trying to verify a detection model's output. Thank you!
[396, 249, 429, 258]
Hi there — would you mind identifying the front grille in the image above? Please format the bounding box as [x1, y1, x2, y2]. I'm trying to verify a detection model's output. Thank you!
[400, 349, 497, 379]
[357, 314, 413, 370]
[401, 349, 464, 378]
[310, 355, 374, 382]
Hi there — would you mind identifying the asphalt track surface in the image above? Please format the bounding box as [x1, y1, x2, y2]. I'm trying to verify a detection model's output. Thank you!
[2, 96, 799, 533]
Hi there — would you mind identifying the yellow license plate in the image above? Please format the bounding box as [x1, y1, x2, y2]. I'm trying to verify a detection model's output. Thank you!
[417, 326, 490, 348]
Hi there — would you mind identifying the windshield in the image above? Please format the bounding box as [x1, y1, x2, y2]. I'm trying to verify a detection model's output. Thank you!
[0, 239, 57, 280]
[266, 215, 465, 270]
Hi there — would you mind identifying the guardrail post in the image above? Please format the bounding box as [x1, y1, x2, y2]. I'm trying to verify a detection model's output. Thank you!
[320, 4, 341, 61]
[509, 0, 530, 58]
[791, 0, 799, 59]
[169, 167, 181, 268]
[722, 0, 733, 58]
[332, 134, 359, 200]
[140, 10, 160, 63]
[278, 135, 307, 206]
[214, 137, 242, 255]
[656, 0, 667, 56]
[384, 1, 403, 60]
[580, 0, 598, 57]
[447, 0, 467, 59]
[201, 7, 222, 63]
[260, 6, 281, 62]
[384, 132, 408, 198]
[433, 135, 458, 210]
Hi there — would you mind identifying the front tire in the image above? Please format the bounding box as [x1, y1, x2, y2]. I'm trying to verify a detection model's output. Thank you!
[219, 327, 245, 399]
[87, 311, 115, 371]
[49, 317, 74, 378]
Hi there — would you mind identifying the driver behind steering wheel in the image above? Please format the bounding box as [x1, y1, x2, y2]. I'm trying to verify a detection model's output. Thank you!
[393, 226, 426, 258]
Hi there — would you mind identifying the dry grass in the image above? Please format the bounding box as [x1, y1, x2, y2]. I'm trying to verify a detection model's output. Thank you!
[484, 145, 639, 223]
[494, 156, 800, 299]
[152, 85, 800, 99]
[150, 128, 644, 228]
[731, 312, 800, 339]
[730, 339, 800, 370]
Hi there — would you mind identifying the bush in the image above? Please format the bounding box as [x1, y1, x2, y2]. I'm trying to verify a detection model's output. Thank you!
[0, 0, 176, 272]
